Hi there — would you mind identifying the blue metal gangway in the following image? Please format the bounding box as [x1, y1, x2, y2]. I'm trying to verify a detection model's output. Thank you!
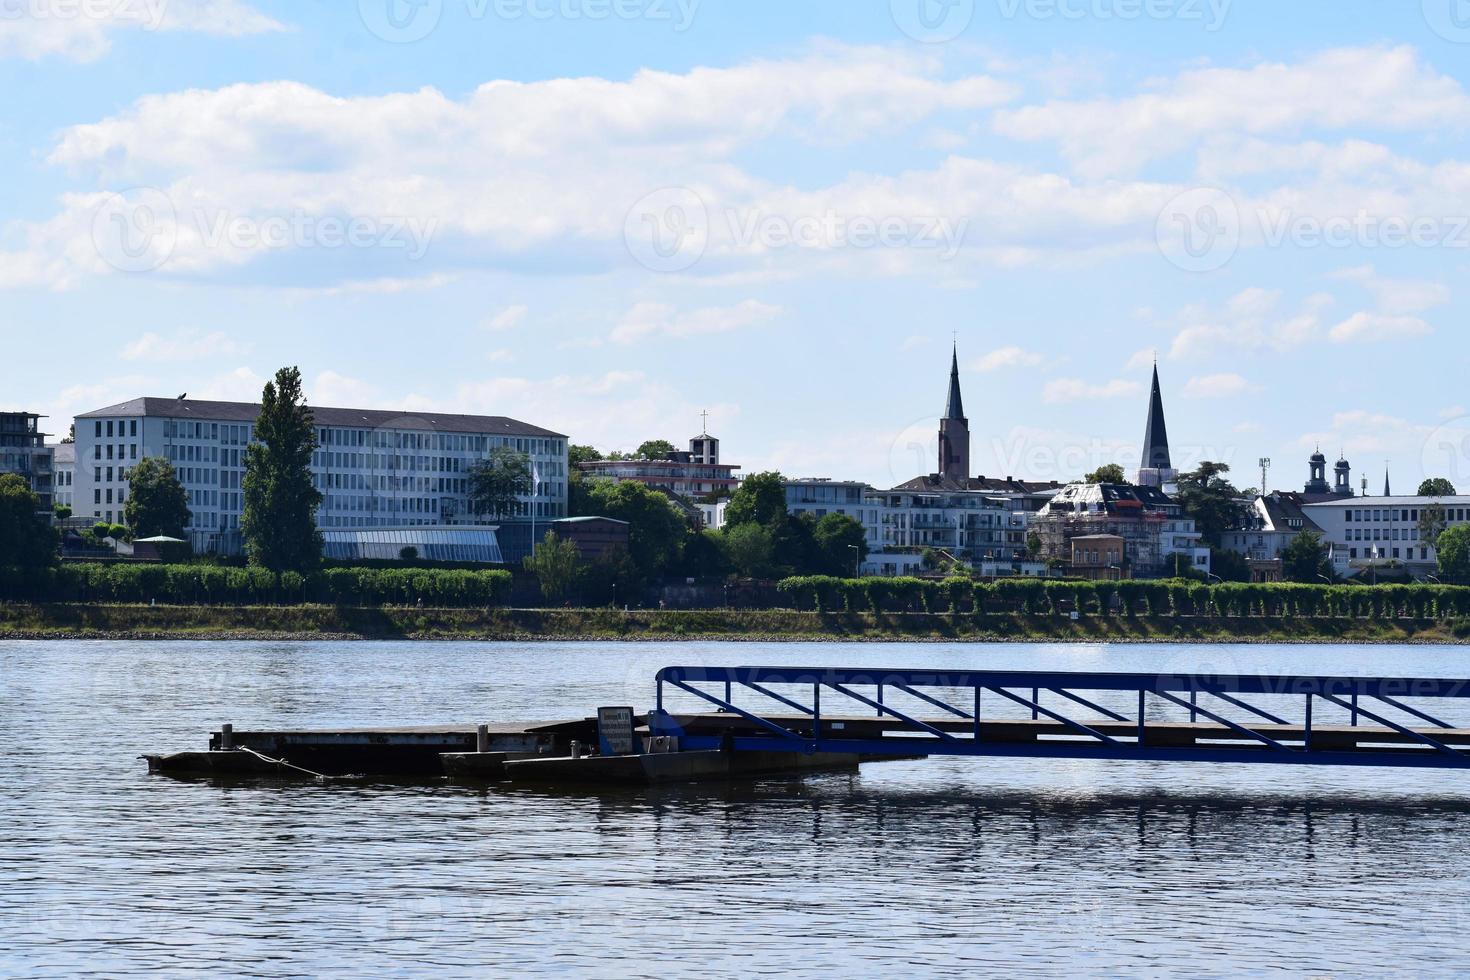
[648, 666, 1470, 770]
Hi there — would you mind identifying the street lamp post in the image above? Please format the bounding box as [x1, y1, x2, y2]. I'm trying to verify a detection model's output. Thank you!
[849, 545, 861, 579]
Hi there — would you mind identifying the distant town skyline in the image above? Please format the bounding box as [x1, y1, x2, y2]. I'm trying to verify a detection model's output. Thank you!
[3, 2, 1469, 491]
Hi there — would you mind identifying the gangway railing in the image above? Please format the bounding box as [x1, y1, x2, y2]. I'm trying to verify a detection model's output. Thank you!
[648, 667, 1470, 770]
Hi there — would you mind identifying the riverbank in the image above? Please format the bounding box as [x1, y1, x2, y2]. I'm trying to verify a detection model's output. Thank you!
[3, 602, 1469, 643]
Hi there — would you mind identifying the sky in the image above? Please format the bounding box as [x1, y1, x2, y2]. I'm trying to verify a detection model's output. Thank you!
[3, 0, 1470, 494]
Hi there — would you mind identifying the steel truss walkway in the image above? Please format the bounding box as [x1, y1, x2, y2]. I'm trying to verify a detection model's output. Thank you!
[648, 667, 1470, 770]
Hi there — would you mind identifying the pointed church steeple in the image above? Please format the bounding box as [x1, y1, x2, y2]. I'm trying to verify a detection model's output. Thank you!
[1137, 361, 1175, 487]
[1384, 466, 1391, 498]
[945, 344, 965, 420]
[938, 344, 970, 484]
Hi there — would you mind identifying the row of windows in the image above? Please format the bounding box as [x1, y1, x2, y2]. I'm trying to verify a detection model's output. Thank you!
[94, 443, 137, 461]
[1349, 547, 1431, 561]
[1345, 507, 1468, 523]
[318, 428, 565, 457]
[95, 420, 138, 439]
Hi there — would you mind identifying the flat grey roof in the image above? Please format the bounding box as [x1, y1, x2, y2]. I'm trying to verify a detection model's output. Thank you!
[77, 397, 565, 439]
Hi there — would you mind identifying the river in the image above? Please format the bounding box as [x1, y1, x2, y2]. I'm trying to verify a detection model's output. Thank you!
[3, 639, 1469, 977]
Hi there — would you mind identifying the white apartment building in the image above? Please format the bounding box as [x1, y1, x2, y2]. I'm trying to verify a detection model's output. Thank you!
[74, 397, 568, 558]
[51, 443, 75, 510]
[783, 478, 1039, 577]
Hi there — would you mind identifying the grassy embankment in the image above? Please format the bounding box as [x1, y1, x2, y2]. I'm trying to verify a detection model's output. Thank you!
[2, 602, 1469, 643]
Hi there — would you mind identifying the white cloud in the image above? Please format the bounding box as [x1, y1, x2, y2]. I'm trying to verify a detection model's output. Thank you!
[194, 365, 265, 402]
[398, 370, 740, 454]
[485, 349, 514, 363]
[486, 305, 528, 331]
[995, 45, 1470, 177]
[1182, 373, 1253, 399]
[310, 370, 380, 407]
[972, 346, 1044, 372]
[900, 335, 930, 351]
[1332, 265, 1450, 315]
[1168, 288, 1331, 359]
[1328, 312, 1433, 343]
[121, 328, 250, 362]
[0, 0, 284, 62]
[1042, 378, 1142, 404]
[610, 299, 782, 345]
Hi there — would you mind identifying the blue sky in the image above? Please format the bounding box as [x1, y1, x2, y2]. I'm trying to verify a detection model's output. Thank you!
[4, 0, 1470, 492]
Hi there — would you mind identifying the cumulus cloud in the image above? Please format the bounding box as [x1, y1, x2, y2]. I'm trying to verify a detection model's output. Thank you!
[1328, 312, 1433, 343]
[1182, 373, 1254, 399]
[120, 328, 250, 362]
[995, 45, 1470, 177]
[486, 305, 529, 331]
[1168, 288, 1332, 359]
[609, 299, 783, 344]
[1042, 378, 1142, 404]
[972, 346, 1044, 372]
[0, 0, 284, 62]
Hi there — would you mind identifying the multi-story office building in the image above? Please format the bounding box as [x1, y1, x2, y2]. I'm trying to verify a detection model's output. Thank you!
[73, 397, 568, 559]
[1303, 494, 1470, 581]
[0, 412, 54, 513]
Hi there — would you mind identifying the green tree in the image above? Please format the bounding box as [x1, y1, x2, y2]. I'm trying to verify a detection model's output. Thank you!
[53, 504, 72, 520]
[812, 513, 867, 576]
[123, 456, 191, 539]
[582, 480, 688, 582]
[722, 522, 776, 578]
[0, 474, 58, 568]
[1209, 547, 1251, 582]
[399, 546, 419, 562]
[1086, 463, 1127, 484]
[61, 422, 75, 445]
[568, 444, 603, 467]
[1174, 461, 1247, 548]
[242, 366, 324, 573]
[725, 471, 788, 528]
[1025, 531, 1042, 557]
[1437, 525, 1470, 583]
[1419, 477, 1457, 497]
[524, 532, 583, 604]
[676, 528, 731, 579]
[636, 439, 677, 460]
[1419, 503, 1449, 550]
[1281, 530, 1332, 582]
[468, 446, 532, 519]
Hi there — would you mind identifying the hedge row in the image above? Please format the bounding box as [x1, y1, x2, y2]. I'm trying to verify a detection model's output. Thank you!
[0, 564, 513, 608]
[776, 576, 1470, 619]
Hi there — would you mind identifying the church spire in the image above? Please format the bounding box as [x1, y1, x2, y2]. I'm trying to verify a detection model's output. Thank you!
[938, 344, 971, 483]
[945, 344, 965, 420]
[1140, 362, 1171, 472]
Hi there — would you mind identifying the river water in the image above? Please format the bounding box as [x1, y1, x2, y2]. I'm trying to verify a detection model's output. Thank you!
[3, 639, 1470, 977]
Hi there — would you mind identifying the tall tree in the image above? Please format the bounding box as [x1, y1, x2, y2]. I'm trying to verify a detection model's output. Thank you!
[523, 532, 582, 605]
[635, 439, 677, 460]
[0, 474, 58, 568]
[1419, 477, 1457, 497]
[724, 471, 788, 528]
[568, 444, 604, 467]
[1419, 503, 1449, 550]
[242, 367, 324, 573]
[467, 446, 532, 519]
[582, 480, 688, 583]
[1085, 463, 1127, 484]
[1173, 461, 1247, 548]
[811, 513, 868, 576]
[1281, 530, 1332, 583]
[123, 457, 191, 539]
[1437, 525, 1470, 583]
[722, 522, 776, 579]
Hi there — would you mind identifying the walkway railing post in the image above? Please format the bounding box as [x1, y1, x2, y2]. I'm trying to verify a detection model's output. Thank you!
[1137, 691, 1146, 745]
[813, 683, 822, 743]
[1351, 692, 1359, 728]
[877, 683, 884, 718]
[973, 685, 981, 742]
[1305, 694, 1314, 751]
[1032, 687, 1040, 721]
